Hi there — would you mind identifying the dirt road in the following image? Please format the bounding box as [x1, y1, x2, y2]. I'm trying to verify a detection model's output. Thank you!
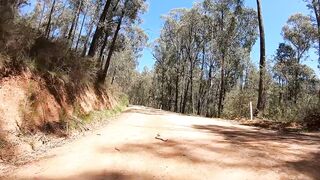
[5, 106, 320, 180]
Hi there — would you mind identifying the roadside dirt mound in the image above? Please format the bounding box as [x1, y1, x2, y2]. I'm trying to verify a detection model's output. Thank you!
[238, 118, 304, 132]
[0, 70, 116, 162]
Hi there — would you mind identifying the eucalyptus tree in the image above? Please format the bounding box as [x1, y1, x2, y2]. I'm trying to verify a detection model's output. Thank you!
[87, 0, 113, 57]
[207, 0, 258, 117]
[282, 13, 316, 102]
[98, 0, 122, 62]
[305, 0, 320, 68]
[179, 7, 203, 114]
[81, 0, 103, 56]
[66, 0, 81, 40]
[75, 1, 89, 51]
[152, 0, 257, 117]
[96, 0, 147, 84]
[304, 0, 320, 103]
[108, 26, 147, 88]
[273, 43, 297, 104]
[255, 0, 266, 116]
[159, 9, 187, 112]
[129, 67, 153, 106]
[44, 0, 56, 38]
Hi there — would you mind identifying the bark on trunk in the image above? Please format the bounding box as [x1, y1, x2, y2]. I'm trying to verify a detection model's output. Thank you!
[70, 2, 82, 48]
[255, 0, 266, 116]
[75, 6, 87, 51]
[67, 1, 82, 40]
[88, 0, 112, 57]
[96, 2, 126, 84]
[37, 2, 45, 32]
[197, 47, 205, 115]
[312, 0, 320, 66]
[218, 52, 225, 118]
[174, 72, 179, 113]
[182, 77, 190, 114]
[45, 0, 56, 39]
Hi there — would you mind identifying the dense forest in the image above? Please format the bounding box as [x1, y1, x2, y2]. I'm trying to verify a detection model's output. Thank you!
[0, 0, 147, 85]
[130, 0, 320, 127]
[0, 0, 319, 128]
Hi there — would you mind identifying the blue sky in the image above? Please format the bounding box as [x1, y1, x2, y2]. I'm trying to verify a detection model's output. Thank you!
[139, 0, 320, 77]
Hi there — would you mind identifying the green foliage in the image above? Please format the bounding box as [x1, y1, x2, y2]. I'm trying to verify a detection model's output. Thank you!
[79, 103, 127, 125]
[266, 84, 319, 123]
[223, 88, 257, 119]
[30, 37, 97, 85]
[148, 0, 259, 115]
[302, 104, 320, 130]
[282, 13, 316, 62]
[128, 67, 153, 106]
[118, 93, 129, 107]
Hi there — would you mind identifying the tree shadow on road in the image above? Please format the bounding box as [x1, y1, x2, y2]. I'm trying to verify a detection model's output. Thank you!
[96, 123, 320, 179]
[12, 120, 320, 180]
[192, 124, 320, 179]
[98, 139, 213, 164]
[26, 170, 156, 180]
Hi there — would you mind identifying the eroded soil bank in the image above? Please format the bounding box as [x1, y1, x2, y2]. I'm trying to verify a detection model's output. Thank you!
[0, 71, 118, 166]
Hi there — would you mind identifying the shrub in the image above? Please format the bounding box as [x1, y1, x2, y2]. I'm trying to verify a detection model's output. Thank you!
[223, 88, 257, 119]
[301, 104, 320, 131]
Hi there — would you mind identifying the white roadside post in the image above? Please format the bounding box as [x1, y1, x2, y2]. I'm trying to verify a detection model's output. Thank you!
[250, 101, 253, 121]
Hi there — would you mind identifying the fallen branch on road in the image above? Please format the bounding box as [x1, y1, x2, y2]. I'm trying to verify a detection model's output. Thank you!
[155, 134, 168, 142]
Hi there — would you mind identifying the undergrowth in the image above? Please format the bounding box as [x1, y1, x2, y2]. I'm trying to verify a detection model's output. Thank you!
[70, 99, 129, 131]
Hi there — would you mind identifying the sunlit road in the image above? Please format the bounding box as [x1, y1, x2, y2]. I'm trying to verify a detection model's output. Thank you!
[7, 106, 320, 180]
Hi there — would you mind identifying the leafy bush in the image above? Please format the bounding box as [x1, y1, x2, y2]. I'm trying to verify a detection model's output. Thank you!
[30, 37, 97, 83]
[223, 88, 257, 119]
[300, 104, 320, 131]
[266, 91, 319, 121]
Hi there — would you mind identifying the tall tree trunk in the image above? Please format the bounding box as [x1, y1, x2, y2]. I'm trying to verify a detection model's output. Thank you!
[160, 69, 165, 109]
[56, 4, 66, 38]
[96, 2, 127, 84]
[218, 52, 225, 118]
[70, 2, 82, 48]
[182, 78, 190, 114]
[67, 1, 82, 40]
[312, 0, 320, 66]
[255, 0, 266, 116]
[92, 0, 121, 59]
[197, 48, 205, 115]
[75, 6, 87, 51]
[206, 65, 213, 117]
[81, 1, 102, 56]
[179, 65, 185, 113]
[37, 2, 45, 32]
[67, 16, 76, 39]
[174, 72, 179, 112]
[88, 0, 112, 57]
[217, 9, 226, 118]
[82, 19, 95, 57]
[167, 80, 173, 111]
[278, 77, 282, 105]
[111, 69, 117, 85]
[312, 0, 320, 104]
[190, 63, 194, 114]
[45, 0, 56, 39]
[99, 31, 110, 63]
